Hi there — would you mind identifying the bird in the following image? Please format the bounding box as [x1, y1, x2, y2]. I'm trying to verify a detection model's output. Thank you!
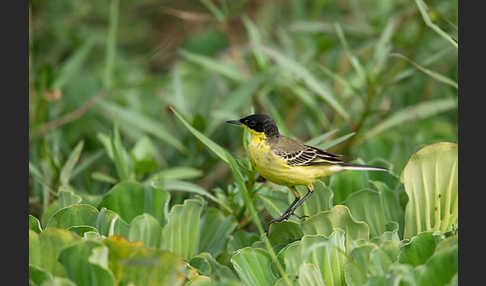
[226, 114, 387, 227]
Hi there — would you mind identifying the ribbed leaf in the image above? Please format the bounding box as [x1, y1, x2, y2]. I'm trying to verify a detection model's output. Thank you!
[297, 263, 326, 286]
[97, 181, 170, 226]
[29, 228, 80, 277]
[301, 205, 369, 249]
[59, 141, 84, 186]
[231, 248, 278, 286]
[29, 215, 42, 233]
[190, 252, 239, 282]
[400, 143, 458, 238]
[160, 199, 203, 260]
[95, 208, 129, 238]
[46, 204, 99, 230]
[58, 241, 116, 286]
[128, 213, 162, 248]
[199, 208, 237, 257]
[103, 236, 185, 286]
[344, 185, 403, 238]
[227, 230, 260, 254]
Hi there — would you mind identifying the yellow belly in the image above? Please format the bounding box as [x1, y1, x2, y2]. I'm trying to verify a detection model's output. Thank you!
[247, 139, 339, 187]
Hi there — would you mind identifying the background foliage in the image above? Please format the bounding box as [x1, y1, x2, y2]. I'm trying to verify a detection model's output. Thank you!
[29, 0, 457, 285]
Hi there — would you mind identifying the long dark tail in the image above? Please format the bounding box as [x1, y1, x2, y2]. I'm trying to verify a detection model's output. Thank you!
[339, 163, 388, 172]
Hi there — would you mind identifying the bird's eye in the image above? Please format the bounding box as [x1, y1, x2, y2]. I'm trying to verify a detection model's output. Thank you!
[248, 120, 256, 127]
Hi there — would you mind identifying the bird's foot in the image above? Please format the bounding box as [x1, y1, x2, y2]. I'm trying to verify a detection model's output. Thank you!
[292, 213, 309, 220]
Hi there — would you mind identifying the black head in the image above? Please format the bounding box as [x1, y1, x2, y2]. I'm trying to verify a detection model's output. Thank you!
[226, 114, 280, 138]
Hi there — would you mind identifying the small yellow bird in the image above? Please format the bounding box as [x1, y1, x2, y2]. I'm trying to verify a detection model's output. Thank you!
[227, 114, 387, 225]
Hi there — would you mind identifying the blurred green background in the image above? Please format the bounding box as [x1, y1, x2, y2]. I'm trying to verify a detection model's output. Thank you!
[29, 0, 457, 218]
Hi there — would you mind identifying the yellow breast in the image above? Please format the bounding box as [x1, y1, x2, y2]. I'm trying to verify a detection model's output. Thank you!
[246, 129, 335, 187]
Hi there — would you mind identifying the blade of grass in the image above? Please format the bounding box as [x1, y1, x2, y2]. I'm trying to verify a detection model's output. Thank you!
[316, 132, 355, 150]
[334, 23, 366, 82]
[357, 98, 457, 146]
[59, 141, 84, 186]
[170, 107, 292, 286]
[153, 179, 231, 212]
[111, 124, 132, 181]
[92, 172, 118, 184]
[200, 0, 226, 22]
[180, 50, 246, 82]
[415, 0, 458, 48]
[242, 15, 268, 69]
[258, 46, 350, 122]
[390, 53, 458, 89]
[71, 150, 105, 178]
[99, 100, 187, 153]
[104, 0, 119, 89]
[305, 129, 339, 146]
[52, 38, 96, 90]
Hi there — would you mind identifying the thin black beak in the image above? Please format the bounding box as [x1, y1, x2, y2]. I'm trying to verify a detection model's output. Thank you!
[226, 120, 242, 125]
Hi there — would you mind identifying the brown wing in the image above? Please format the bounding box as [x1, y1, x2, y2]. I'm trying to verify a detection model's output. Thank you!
[271, 136, 343, 166]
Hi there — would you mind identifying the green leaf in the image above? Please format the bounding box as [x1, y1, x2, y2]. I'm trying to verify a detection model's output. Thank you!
[280, 231, 347, 286]
[29, 215, 42, 233]
[190, 252, 239, 282]
[390, 53, 458, 89]
[180, 50, 245, 82]
[294, 180, 334, 217]
[344, 187, 403, 238]
[150, 167, 203, 181]
[128, 213, 162, 248]
[131, 136, 158, 175]
[29, 228, 80, 277]
[46, 204, 98, 230]
[399, 232, 439, 266]
[259, 46, 350, 121]
[414, 0, 458, 48]
[40, 277, 77, 286]
[231, 248, 278, 286]
[199, 208, 237, 257]
[95, 208, 129, 238]
[400, 143, 458, 238]
[29, 264, 53, 285]
[111, 125, 133, 181]
[160, 199, 203, 260]
[52, 38, 96, 89]
[59, 141, 84, 186]
[301, 205, 369, 249]
[67, 226, 99, 237]
[97, 181, 170, 226]
[414, 239, 458, 286]
[297, 263, 326, 286]
[103, 236, 186, 286]
[58, 241, 116, 286]
[171, 107, 232, 164]
[152, 179, 231, 212]
[58, 190, 82, 208]
[360, 100, 457, 145]
[258, 188, 292, 219]
[315, 132, 355, 150]
[104, 0, 119, 89]
[227, 230, 259, 254]
[99, 100, 187, 153]
[268, 221, 303, 253]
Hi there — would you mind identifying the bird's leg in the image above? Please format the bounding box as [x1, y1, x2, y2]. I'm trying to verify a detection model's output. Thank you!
[286, 183, 314, 219]
[269, 186, 300, 224]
